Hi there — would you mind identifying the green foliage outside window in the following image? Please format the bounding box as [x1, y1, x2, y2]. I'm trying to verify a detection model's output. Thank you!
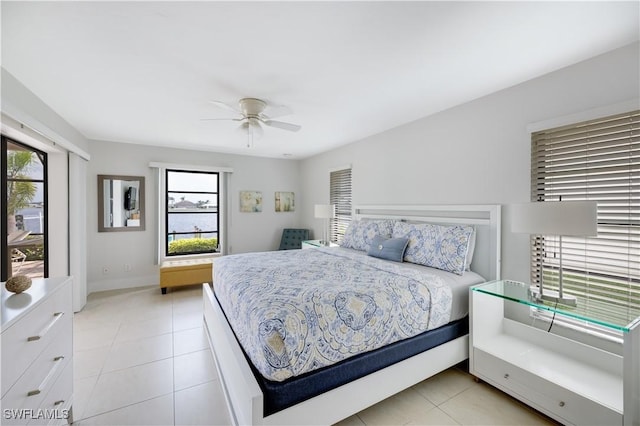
[7, 151, 36, 231]
[22, 243, 44, 261]
[168, 237, 218, 255]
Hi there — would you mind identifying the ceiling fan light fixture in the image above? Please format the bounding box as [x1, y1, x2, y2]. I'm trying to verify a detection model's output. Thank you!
[208, 97, 300, 148]
[248, 117, 262, 133]
[237, 119, 264, 148]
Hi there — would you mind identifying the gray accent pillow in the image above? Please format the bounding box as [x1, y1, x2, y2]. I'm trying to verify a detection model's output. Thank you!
[367, 235, 410, 262]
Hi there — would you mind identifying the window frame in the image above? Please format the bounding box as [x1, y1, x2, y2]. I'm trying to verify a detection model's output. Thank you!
[1, 135, 48, 281]
[329, 166, 352, 244]
[164, 168, 220, 257]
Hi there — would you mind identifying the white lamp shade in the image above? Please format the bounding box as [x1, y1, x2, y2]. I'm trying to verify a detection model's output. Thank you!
[511, 201, 598, 237]
[314, 204, 336, 219]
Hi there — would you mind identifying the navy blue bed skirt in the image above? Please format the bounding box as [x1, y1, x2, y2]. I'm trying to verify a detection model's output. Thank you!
[246, 310, 469, 416]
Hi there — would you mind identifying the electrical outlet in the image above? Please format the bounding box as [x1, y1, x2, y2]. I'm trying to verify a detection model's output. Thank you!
[102, 267, 109, 274]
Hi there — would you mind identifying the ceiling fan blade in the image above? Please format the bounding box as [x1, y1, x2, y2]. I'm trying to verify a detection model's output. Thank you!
[209, 100, 241, 114]
[263, 120, 301, 132]
[263, 104, 293, 119]
[200, 118, 243, 121]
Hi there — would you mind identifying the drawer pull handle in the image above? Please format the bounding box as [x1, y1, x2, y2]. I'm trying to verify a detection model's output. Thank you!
[504, 373, 509, 379]
[27, 355, 65, 397]
[28, 312, 64, 342]
[559, 401, 565, 407]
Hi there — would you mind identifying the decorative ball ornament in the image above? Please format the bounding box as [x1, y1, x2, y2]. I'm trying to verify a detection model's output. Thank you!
[5, 275, 32, 294]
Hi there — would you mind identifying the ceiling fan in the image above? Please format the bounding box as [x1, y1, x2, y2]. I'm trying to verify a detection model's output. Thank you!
[204, 98, 301, 147]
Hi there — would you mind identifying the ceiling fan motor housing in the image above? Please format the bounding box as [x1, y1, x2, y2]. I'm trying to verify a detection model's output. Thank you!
[239, 98, 267, 117]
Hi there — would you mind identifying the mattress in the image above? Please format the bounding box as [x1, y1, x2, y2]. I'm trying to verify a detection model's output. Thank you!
[398, 260, 485, 320]
[256, 314, 469, 416]
[214, 247, 482, 382]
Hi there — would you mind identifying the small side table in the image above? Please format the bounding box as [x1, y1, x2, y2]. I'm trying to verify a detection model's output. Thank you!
[470, 280, 639, 425]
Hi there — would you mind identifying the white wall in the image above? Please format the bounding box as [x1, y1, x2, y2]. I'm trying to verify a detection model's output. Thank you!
[1, 69, 90, 157]
[299, 42, 640, 284]
[86, 140, 302, 293]
[1, 68, 90, 287]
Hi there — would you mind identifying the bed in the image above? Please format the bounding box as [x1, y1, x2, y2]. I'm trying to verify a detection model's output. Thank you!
[203, 204, 501, 425]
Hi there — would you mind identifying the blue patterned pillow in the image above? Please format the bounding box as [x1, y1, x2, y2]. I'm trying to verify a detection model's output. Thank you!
[367, 235, 409, 262]
[392, 221, 474, 275]
[341, 219, 394, 252]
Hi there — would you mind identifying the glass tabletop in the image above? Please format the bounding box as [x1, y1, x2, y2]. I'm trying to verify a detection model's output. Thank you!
[472, 280, 640, 332]
[303, 240, 336, 247]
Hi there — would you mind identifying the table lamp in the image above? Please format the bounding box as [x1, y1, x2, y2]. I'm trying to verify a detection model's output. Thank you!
[314, 204, 335, 246]
[511, 200, 598, 306]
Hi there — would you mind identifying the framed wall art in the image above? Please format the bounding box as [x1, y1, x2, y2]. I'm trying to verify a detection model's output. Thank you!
[239, 190, 263, 212]
[275, 191, 295, 212]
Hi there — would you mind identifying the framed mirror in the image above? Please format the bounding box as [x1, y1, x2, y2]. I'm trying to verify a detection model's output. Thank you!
[98, 175, 145, 232]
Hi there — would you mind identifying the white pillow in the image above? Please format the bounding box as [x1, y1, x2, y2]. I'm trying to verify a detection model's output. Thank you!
[465, 228, 476, 271]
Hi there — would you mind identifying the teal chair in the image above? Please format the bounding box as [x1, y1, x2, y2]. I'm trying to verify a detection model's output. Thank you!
[278, 228, 310, 250]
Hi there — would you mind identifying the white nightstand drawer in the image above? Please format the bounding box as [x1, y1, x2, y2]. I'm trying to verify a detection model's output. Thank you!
[1, 325, 72, 423]
[1, 282, 72, 397]
[474, 349, 621, 426]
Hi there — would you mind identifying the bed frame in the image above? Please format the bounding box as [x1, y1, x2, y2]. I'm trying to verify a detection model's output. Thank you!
[203, 204, 501, 425]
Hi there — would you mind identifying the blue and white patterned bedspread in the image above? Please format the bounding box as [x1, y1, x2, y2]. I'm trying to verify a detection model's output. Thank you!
[213, 247, 453, 382]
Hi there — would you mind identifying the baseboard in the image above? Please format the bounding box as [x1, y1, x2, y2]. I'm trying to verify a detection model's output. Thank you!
[88, 274, 159, 294]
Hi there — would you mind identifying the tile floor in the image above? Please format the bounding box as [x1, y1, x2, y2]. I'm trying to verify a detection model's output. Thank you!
[73, 285, 557, 425]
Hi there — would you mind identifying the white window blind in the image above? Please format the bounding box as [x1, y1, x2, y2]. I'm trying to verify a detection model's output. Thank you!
[330, 167, 352, 244]
[531, 109, 639, 325]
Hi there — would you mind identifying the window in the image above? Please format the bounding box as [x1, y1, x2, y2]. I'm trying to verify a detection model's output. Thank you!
[166, 169, 219, 256]
[330, 167, 352, 244]
[530, 110, 639, 325]
[2, 136, 48, 281]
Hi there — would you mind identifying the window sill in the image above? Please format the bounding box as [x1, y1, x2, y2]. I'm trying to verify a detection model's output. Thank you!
[162, 252, 222, 263]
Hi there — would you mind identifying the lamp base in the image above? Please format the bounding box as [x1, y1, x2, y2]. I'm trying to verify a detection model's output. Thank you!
[528, 287, 577, 307]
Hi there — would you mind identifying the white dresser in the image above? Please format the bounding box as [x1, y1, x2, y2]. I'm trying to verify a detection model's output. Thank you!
[1, 277, 73, 425]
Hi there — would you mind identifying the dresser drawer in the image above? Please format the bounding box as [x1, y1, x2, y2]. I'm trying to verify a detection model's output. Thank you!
[1, 282, 72, 397]
[1, 325, 72, 424]
[27, 361, 73, 426]
[474, 349, 621, 426]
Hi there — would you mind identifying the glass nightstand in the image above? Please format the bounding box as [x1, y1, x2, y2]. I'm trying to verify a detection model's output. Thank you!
[469, 280, 639, 425]
[473, 280, 640, 332]
[301, 240, 339, 249]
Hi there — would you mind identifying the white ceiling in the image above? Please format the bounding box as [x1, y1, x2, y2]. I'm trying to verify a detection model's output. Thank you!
[2, 2, 639, 159]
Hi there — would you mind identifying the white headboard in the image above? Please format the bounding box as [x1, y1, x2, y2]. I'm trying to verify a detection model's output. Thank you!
[353, 204, 501, 281]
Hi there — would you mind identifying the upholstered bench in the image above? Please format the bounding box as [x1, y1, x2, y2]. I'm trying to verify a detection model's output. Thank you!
[159, 258, 213, 294]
